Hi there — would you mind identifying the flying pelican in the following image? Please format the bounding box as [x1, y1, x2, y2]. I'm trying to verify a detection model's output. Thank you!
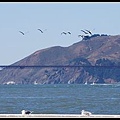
[85, 29, 92, 35]
[19, 31, 25, 35]
[81, 30, 89, 34]
[37, 29, 44, 33]
[67, 32, 71, 34]
[61, 32, 67, 35]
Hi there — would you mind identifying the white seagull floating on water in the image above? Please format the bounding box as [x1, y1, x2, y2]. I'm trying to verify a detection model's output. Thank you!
[81, 110, 92, 116]
[21, 110, 33, 115]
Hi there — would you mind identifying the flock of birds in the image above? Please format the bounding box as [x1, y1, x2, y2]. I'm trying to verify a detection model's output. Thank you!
[19, 28, 46, 35]
[19, 29, 92, 39]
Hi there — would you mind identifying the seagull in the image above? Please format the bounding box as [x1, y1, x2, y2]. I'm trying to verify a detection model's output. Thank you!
[37, 29, 44, 33]
[19, 31, 25, 35]
[61, 32, 67, 35]
[81, 110, 92, 116]
[21, 110, 33, 115]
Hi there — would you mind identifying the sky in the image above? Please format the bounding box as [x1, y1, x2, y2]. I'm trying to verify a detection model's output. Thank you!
[0, 2, 120, 65]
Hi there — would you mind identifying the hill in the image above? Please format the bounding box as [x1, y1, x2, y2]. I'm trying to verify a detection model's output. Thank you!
[1, 34, 120, 84]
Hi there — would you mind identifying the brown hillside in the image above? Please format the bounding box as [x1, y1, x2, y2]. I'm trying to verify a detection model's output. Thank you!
[0, 35, 120, 84]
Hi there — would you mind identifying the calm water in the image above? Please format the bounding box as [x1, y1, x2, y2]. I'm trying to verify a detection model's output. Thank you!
[0, 84, 120, 115]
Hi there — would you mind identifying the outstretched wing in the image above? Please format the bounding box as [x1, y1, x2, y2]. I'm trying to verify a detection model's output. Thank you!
[19, 31, 24, 35]
[81, 30, 88, 34]
[68, 32, 71, 34]
[38, 29, 43, 33]
[61, 32, 67, 35]
[85, 29, 92, 35]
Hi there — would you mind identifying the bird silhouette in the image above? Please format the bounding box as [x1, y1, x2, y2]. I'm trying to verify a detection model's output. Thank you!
[19, 31, 25, 35]
[81, 30, 89, 34]
[67, 32, 71, 34]
[85, 29, 92, 35]
[37, 29, 44, 33]
[61, 32, 67, 35]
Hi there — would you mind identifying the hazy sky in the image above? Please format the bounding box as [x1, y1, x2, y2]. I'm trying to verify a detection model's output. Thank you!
[0, 2, 120, 65]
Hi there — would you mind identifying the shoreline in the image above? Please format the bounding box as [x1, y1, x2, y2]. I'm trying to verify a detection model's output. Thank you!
[0, 114, 120, 118]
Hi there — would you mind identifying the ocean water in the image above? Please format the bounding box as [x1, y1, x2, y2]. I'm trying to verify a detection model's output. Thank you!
[0, 83, 120, 115]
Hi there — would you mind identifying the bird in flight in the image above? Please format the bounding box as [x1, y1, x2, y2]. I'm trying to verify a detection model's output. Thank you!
[81, 30, 89, 34]
[37, 29, 44, 33]
[85, 29, 92, 35]
[61, 32, 67, 35]
[19, 31, 29, 35]
[67, 32, 71, 34]
[19, 31, 25, 35]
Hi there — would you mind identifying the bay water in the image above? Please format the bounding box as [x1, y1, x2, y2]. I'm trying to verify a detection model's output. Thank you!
[0, 83, 120, 115]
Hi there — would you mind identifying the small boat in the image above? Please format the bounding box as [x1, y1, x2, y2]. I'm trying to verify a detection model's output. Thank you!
[3, 81, 16, 85]
[90, 81, 95, 85]
[85, 81, 87, 85]
[34, 81, 38, 85]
